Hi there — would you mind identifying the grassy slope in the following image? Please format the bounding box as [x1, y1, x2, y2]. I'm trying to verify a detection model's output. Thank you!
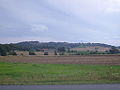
[0, 62, 120, 85]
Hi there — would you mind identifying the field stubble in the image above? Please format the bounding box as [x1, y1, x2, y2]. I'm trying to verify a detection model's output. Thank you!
[0, 55, 120, 65]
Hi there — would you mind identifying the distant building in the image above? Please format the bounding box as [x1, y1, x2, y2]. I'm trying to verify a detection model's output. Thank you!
[15, 49, 57, 56]
[16, 51, 29, 56]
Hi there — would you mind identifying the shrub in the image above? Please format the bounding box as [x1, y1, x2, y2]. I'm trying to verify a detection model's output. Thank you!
[29, 51, 36, 55]
[9, 51, 17, 56]
[44, 52, 48, 55]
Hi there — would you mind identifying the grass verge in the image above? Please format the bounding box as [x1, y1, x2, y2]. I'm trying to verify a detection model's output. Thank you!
[0, 62, 120, 85]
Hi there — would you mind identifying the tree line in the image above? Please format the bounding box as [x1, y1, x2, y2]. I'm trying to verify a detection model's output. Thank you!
[0, 41, 120, 56]
[0, 44, 18, 56]
[15, 41, 112, 51]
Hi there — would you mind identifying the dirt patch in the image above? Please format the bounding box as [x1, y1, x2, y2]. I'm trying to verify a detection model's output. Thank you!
[0, 55, 120, 65]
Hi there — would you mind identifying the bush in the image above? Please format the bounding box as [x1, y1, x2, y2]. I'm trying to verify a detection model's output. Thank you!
[0, 47, 7, 56]
[109, 46, 120, 54]
[54, 51, 57, 55]
[0, 51, 7, 56]
[29, 51, 36, 55]
[9, 51, 17, 56]
[44, 52, 48, 55]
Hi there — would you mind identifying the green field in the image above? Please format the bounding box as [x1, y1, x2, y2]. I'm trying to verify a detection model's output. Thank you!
[0, 62, 120, 85]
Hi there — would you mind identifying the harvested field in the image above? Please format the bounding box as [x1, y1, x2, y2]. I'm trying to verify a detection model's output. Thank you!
[0, 55, 120, 65]
[71, 46, 111, 52]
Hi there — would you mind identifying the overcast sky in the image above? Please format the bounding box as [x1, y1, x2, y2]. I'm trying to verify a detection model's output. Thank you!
[0, 0, 120, 46]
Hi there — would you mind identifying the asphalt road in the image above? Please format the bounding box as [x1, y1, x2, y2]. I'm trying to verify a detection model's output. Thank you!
[0, 84, 120, 90]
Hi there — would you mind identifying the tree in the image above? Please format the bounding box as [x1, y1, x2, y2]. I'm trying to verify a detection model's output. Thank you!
[0, 45, 7, 56]
[67, 48, 70, 53]
[109, 46, 119, 54]
[54, 51, 57, 55]
[9, 51, 17, 56]
[57, 47, 66, 55]
[44, 52, 48, 55]
[57, 47, 66, 52]
[0, 50, 7, 56]
[29, 51, 36, 55]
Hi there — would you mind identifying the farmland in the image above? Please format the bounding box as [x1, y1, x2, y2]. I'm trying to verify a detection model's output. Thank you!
[0, 55, 120, 85]
[0, 55, 120, 65]
[71, 46, 111, 52]
[0, 62, 120, 85]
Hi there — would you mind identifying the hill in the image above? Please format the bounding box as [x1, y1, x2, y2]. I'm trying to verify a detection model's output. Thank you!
[15, 41, 112, 51]
[1, 41, 120, 56]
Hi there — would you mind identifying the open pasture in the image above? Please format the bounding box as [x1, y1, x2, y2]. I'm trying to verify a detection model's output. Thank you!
[0, 62, 120, 84]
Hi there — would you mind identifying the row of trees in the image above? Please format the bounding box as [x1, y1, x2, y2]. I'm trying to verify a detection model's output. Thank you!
[0, 44, 18, 56]
[15, 41, 112, 51]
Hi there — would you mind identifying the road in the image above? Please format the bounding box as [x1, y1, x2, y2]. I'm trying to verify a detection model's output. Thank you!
[0, 84, 120, 90]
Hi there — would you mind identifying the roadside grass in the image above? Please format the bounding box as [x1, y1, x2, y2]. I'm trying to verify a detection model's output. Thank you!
[0, 62, 120, 85]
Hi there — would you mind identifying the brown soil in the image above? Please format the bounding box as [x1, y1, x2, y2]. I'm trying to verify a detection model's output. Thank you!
[71, 46, 110, 52]
[0, 55, 120, 65]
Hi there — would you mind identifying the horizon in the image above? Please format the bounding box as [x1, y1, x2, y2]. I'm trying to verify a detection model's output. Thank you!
[0, 40, 116, 47]
[0, 0, 120, 46]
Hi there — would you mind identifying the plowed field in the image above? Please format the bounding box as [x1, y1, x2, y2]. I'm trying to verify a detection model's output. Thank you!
[0, 55, 120, 65]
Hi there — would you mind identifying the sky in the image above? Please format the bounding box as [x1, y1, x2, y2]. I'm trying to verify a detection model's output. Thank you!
[0, 0, 120, 46]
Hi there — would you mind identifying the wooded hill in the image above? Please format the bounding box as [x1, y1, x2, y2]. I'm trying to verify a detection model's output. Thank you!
[0, 41, 119, 56]
[15, 41, 112, 51]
